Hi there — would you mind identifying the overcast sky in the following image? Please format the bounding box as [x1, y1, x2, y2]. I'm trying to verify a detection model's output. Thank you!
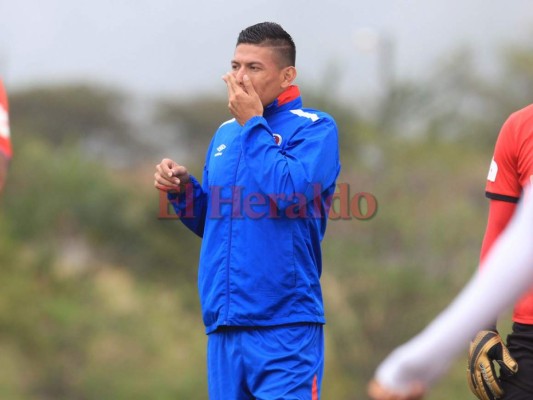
[2, 0, 533, 99]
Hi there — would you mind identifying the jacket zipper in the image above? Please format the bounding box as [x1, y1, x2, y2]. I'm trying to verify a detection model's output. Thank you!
[224, 148, 242, 324]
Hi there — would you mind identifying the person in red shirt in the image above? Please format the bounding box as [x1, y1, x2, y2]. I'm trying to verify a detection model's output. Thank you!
[364, 107, 533, 400]
[0, 78, 12, 194]
[468, 103, 533, 399]
[366, 183, 533, 400]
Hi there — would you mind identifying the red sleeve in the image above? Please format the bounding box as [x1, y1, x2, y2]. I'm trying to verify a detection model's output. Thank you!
[485, 105, 533, 201]
[479, 199, 517, 264]
[0, 79, 12, 159]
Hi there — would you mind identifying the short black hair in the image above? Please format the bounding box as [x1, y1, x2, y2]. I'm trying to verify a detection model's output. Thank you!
[236, 22, 296, 67]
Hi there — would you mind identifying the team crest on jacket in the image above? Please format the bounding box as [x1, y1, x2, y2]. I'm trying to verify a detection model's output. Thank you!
[273, 133, 282, 145]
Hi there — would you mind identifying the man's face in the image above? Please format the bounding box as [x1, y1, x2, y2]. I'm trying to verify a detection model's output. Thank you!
[231, 44, 291, 106]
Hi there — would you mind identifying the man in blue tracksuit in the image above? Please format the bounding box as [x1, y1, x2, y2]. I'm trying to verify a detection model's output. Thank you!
[155, 22, 340, 399]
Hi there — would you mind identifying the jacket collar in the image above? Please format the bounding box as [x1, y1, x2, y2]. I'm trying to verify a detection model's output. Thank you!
[263, 85, 302, 117]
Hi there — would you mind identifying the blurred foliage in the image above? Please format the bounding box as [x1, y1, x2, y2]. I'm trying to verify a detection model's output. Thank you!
[1, 39, 532, 399]
[9, 84, 154, 167]
[10, 84, 130, 145]
[153, 96, 231, 164]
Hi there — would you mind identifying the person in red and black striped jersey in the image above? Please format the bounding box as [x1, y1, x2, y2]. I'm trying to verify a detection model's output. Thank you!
[0, 78, 12, 194]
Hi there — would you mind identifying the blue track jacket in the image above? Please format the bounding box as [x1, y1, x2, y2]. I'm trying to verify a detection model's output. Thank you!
[169, 86, 341, 334]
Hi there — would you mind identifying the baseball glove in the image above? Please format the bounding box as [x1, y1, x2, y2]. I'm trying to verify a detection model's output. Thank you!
[467, 330, 518, 400]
